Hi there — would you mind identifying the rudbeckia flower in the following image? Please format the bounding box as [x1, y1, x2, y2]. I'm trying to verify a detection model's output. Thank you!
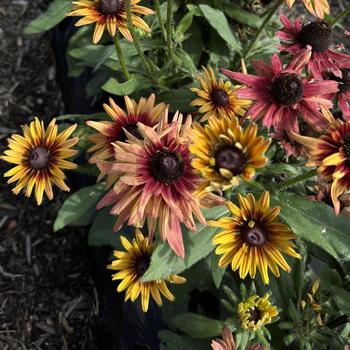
[67, 0, 154, 44]
[189, 116, 270, 191]
[191, 67, 251, 122]
[238, 294, 278, 331]
[209, 191, 301, 284]
[329, 67, 350, 119]
[2, 118, 78, 205]
[291, 108, 350, 215]
[108, 229, 185, 312]
[285, 0, 330, 19]
[277, 15, 350, 81]
[222, 47, 338, 133]
[97, 112, 222, 258]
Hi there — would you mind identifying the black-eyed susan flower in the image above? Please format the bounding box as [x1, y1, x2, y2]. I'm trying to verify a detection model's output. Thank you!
[189, 116, 270, 191]
[2, 118, 78, 205]
[108, 229, 185, 312]
[191, 67, 250, 122]
[291, 108, 350, 215]
[209, 191, 301, 284]
[284, 0, 329, 19]
[238, 294, 278, 331]
[67, 0, 154, 44]
[97, 112, 223, 258]
[87, 94, 166, 185]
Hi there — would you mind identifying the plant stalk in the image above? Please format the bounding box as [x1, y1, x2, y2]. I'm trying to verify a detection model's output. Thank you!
[276, 169, 317, 190]
[113, 34, 131, 80]
[330, 5, 350, 27]
[154, 0, 167, 43]
[166, 0, 174, 59]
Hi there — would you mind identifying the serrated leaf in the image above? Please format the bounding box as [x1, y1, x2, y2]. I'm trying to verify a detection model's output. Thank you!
[54, 183, 105, 231]
[199, 5, 241, 53]
[24, 0, 71, 35]
[102, 76, 151, 95]
[172, 313, 223, 338]
[142, 206, 228, 282]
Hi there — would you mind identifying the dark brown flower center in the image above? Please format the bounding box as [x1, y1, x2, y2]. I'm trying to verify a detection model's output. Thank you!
[342, 134, 350, 160]
[211, 89, 229, 107]
[151, 149, 184, 184]
[298, 21, 332, 53]
[98, 0, 123, 15]
[29, 147, 49, 169]
[123, 123, 142, 140]
[241, 221, 267, 247]
[248, 307, 261, 322]
[339, 69, 350, 93]
[215, 145, 246, 175]
[271, 73, 304, 106]
[135, 256, 150, 277]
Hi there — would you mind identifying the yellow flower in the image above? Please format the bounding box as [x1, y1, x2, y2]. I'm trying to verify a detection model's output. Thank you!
[209, 191, 301, 284]
[67, 0, 154, 44]
[191, 67, 250, 122]
[238, 294, 278, 331]
[2, 118, 78, 205]
[108, 229, 186, 312]
[285, 0, 330, 19]
[189, 116, 270, 191]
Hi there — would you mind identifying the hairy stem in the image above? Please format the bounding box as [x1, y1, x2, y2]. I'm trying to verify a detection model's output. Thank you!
[166, 0, 174, 59]
[330, 5, 350, 27]
[154, 0, 167, 43]
[276, 169, 317, 190]
[114, 34, 131, 80]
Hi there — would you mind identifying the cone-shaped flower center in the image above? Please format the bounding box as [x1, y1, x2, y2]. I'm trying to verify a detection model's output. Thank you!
[299, 21, 332, 53]
[342, 135, 350, 160]
[151, 149, 184, 184]
[135, 256, 150, 277]
[271, 73, 304, 106]
[248, 307, 261, 322]
[215, 145, 246, 175]
[211, 89, 229, 107]
[241, 221, 267, 246]
[29, 147, 49, 169]
[98, 0, 123, 15]
[124, 123, 142, 140]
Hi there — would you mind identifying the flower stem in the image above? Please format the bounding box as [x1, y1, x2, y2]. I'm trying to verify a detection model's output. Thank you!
[166, 0, 174, 59]
[330, 5, 350, 27]
[242, 0, 283, 60]
[114, 34, 131, 80]
[125, 0, 157, 84]
[154, 0, 167, 43]
[276, 169, 317, 190]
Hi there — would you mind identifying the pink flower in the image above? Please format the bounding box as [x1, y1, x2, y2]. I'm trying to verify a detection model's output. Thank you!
[222, 48, 338, 133]
[277, 15, 350, 81]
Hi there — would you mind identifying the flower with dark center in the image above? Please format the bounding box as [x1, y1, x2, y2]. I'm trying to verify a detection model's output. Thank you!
[238, 294, 278, 330]
[151, 149, 184, 185]
[98, 0, 123, 15]
[108, 230, 185, 312]
[291, 108, 350, 214]
[284, 0, 330, 19]
[277, 15, 350, 81]
[2, 118, 78, 205]
[87, 94, 166, 186]
[222, 47, 338, 132]
[97, 112, 223, 258]
[271, 74, 304, 106]
[67, 0, 153, 44]
[189, 116, 270, 191]
[298, 21, 332, 53]
[209, 191, 301, 284]
[29, 147, 49, 169]
[191, 66, 251, 122]
[340, 69, 350, 93]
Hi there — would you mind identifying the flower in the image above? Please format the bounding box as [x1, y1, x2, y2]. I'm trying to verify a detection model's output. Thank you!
[87, 94, 167, 184]
[191, 67, 251, 122]
[209, 191, 301, 284]
[211, 326, 236, 350]
[189, 116, 270, 191]
[284, 0, 330, 19]
[277, 15, 350, 81]
[238, 294, 278, 331]
[2, 118, 78, 205]
[67, 0, 154, 44]
[222, 48, 338, 133]
[291, 108, 350, 215]
[329, 67, 350, 119]
[108, 229, 185, 312]
[97, 112, 222, 258]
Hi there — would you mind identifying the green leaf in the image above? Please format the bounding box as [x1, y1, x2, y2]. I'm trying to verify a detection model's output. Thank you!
[56, 112, 108, 123]
[157, 89, 197, 113]
[142, 205, 228, 282]
[199, 5, 241, 52]
[172, 313, 223, 338]
[175, 49, 197, 77]
[210, 253, 226, 289]
[235, 329, 251, 350]
[102, 76, 151, 95]
[223, 3, 263, 29]
[174, 12, 194, 42]
[271, 192, 350, 261]
[183, 19, 203, 67]
[330, 286, 350, 314]
[159, 330, 198, 350]
[24, 0, 71, 35]
[54, 183, 105, 231]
